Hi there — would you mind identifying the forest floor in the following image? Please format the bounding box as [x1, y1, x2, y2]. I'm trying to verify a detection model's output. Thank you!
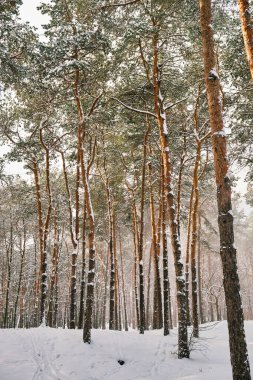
[0, 321, 253, 380]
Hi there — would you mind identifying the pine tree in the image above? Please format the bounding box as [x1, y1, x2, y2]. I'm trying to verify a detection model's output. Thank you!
[199, 0, 251, 377]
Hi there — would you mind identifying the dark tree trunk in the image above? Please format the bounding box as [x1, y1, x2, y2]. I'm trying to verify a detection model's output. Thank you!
[119, 233, 128, 331]
[78, 202, 86, 329]
[13, 221, 26, 328]
[197, 213, 204, 324]
[161, 162, 172, 335]
[145, 243, 152, 329]
[113, 211, 119, 330]
[4, 223, 13, 328]
[102, 245, 109, 330]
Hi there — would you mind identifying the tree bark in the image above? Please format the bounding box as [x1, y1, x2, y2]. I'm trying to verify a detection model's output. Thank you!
[138, 122, 150, 333]
[32, 160, 45, 324]
[238, 0, 253, 80]
[148, 162, 163, 330]
[78, 199, 86, 329]
[199, 1, 251, 377]
[39, 127, 52, 325]
[48, 208, 60, 328]
[197, 213, 204, 324]
[185, 186, 194, 326]
[162, 161, 172, 335]
[13, 220, 26, 328]
[119, 232, 128, 331]
[81, 148, 96, 343]
[113, 210, 119, 330]
[4, 222, 13, 328]
[152, 30, 189, 358]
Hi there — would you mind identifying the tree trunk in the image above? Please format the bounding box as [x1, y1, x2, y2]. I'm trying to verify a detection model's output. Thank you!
[152, 31, 189, 358]
[176, 133, 187, 238]
[148, 162, 163, 330]
[145, 242, 152, 329]
[32, 160, 46, 325]
[138, 122, 150, 333]
[238, 0, 253, 80]
[78, 200, 86, 329]
[190, 142, 201, 338]
[112, 211, 119, 330]
[185, 186, 193, 327]
[109, 226, 115, 330]
[99, 154, 115, 331]
[119, 233, 128, 331]
[132, 201, 140, 329]
[48, 209, 60, 328]
[69, 144, 80, 329]
[4, 222, 13, 328]
[13, 221, 26, 328]
[39, 127, 52, 326]
[199, 1, 251, 377]
[197, 213, 204, 324]
[102, 244, 109, 330]
[162, 162, 171, 335]
[80, 148, 96, 344]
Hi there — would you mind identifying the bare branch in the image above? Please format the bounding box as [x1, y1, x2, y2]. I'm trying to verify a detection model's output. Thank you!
[51, 128, 76, 149]
[87, 92, 104, 117]
[139, 38, 151, 84]
[3, 129, 17, 145]
[200, 130, 211, 143]
[87, 138, 97, 175]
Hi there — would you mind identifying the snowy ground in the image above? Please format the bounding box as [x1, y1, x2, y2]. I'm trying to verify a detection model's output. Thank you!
[0, 321, 253, 380]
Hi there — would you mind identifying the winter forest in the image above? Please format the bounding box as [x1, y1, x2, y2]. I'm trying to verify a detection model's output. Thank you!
[1, 0, 253, 379]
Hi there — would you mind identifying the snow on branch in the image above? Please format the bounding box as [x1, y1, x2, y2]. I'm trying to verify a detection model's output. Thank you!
[101, 0, 141, 9]
[111, 97, 156, 118]
[164, 96, 189, 111]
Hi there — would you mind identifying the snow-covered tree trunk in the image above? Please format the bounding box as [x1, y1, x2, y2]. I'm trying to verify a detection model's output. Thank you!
[138, 123, 150, 334]
[113, 211, 120, 330]
[69, 146, 80, 330]
[119, 234, 128, 331]
[162, 162, 172, 335]
[109, 210, 115, 330]
[48, 210, 59, 328]
[3, 222, 13, 328]
[81, 149, 96, 344]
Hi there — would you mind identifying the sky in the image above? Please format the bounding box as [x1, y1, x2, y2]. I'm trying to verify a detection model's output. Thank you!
[19, 0, 50, 37]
